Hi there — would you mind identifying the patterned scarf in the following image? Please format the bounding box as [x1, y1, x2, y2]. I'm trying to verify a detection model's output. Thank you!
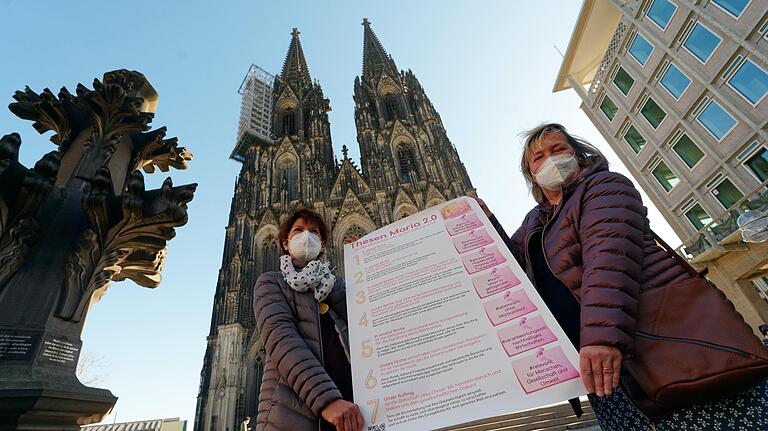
[279, 254, 336, 303]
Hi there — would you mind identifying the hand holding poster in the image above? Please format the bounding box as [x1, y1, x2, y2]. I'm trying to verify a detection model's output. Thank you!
[344, 197, 586, 431]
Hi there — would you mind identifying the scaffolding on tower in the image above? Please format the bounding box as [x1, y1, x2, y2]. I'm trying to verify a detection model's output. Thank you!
[231, 64, 276, 162]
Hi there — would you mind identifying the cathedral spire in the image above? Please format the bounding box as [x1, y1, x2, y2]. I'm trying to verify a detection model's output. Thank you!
[361, 18, 398, 81]
[280, 28, 311, 87]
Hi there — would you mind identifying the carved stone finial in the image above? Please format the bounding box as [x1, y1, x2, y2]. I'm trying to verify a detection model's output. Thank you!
[291, 27, 300, 37]
[362, 18, 370, 27]
[342, 144, 349, 159]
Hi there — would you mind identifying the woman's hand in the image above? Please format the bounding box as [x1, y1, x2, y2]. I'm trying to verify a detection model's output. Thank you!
[321, 399, 364, 431]
[470, 196, 493, 218]
[579, 345, 622, 397]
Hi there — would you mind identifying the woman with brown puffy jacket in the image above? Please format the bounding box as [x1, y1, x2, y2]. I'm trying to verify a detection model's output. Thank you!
[253, 208, 363, 431]
[478, 123, 768, 430]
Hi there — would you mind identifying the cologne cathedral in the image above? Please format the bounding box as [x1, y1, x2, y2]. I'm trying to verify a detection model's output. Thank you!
[194, 19, 476, 431]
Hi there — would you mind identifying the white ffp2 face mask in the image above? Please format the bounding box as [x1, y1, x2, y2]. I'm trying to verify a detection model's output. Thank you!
[534, 154, 579, 191]
[288, 231, 322, 265]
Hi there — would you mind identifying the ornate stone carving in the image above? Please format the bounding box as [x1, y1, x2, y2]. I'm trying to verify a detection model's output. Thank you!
[57, 168, 195, 322]
[0, 133, 60, 292]
[0, 70, 195, 428]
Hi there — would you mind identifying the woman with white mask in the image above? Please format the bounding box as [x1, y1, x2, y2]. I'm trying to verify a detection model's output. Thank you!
[253, 208, 364, 431]
[475, 123, 768, 430]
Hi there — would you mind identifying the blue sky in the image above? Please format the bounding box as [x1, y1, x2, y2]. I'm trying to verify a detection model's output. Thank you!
[0, 0, 679, 424]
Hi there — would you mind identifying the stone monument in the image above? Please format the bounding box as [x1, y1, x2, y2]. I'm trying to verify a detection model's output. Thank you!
[0, 70, 196, 430]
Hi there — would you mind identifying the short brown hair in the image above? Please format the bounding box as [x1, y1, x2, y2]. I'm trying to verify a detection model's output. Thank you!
[520, 123, 608, 204]
[278, 207, 330, 255]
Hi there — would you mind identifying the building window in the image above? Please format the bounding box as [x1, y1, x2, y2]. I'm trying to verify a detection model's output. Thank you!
[282, 109, 297, 136]
[728, 59, 768, 105]
[753, 277, 768, 304]
[262, 236, 279, 273]
[647, 0, 677, 30]
[683, 23, 722, 63]
[640, 97, 667, 128]
[628, 32, 654, 66]
[711, 178, 744, 209]
[623, 125, 647, 153]
[613, 67, 635, 95]
[711, 0, 749, 18]
[277, 162, 297, 200]
[659, 63, 691, 99]
[672, 133, 705, 168]
[697, 100, 737, 140]
[745, 147, 768, 181]
[652, 161, 680, 192]
[396, 144, 419, 181]
[383, 96, 399, 122]
[343, 224, 369, 244]
[685, 203, 712, 229]
[599, 95, 619, 120]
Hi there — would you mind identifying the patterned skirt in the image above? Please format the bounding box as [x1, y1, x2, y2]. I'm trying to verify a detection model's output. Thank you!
[589, 380, 768, 431]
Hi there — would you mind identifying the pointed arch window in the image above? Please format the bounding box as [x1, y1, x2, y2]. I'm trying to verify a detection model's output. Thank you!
[277, 161, 297, 200]
[383, 96, 399, 122]
[262, 235, 279, 273]
[282, 109, 297, 136]
[396, 144, 419, 181]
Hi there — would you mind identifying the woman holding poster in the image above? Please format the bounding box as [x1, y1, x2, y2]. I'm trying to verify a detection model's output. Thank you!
[477, 123, 768, 430]
[253, 208, 364, 431]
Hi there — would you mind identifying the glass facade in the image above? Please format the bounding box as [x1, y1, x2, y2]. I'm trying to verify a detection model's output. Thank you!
[685, 203, 713, 229]
[712, 178, 744, 208]
[613, 67, 635, 95]
[628, 33, 654, 65]
[624, 126, 646, 153]
[683, 23, 721, 63]
[647, 0, 677, 29]
[698, 100, 737, 140]
[711, 0, 750, 17]
[745, 147, 768, 182]
[599, 95, 619, 120]
[640, 97, 667, 128]
[672, 134, 705, 168]
[652, 161, 680, 192]
[659, 63, 691, 99]
[729, 59, 768, 105]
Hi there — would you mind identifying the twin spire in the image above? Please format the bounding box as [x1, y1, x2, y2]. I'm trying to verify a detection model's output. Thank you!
[361, 18, 399, 81]
[280, 27, 311, 86]
[279, 19, 398, 86]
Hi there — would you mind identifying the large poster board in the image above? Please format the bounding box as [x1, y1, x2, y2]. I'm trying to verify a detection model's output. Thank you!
[344, 197, 585, 431]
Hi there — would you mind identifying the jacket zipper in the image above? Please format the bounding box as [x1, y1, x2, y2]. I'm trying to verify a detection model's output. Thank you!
[634, 331, 750, 358]
[526, 203, 582, 304]
[316, 301, 324, 431]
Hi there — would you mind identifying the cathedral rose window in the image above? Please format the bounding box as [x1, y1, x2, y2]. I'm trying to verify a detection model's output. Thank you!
[343, 224, 369, 244]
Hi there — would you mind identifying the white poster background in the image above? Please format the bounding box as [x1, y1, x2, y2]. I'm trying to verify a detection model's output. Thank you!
[344, 197, 586, 431]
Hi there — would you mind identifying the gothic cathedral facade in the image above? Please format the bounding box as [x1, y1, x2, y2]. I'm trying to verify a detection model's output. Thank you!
[195, 20, 476, 431]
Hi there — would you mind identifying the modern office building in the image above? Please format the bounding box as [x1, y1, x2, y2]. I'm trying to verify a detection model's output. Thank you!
[555, 0, 768, 330]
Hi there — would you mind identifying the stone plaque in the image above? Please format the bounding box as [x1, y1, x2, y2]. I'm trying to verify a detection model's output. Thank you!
[0, 329, 41, 363]
[39, 333, 82, 368]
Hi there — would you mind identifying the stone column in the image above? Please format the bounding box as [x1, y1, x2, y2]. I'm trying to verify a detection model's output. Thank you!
[0, 70, 196, 430]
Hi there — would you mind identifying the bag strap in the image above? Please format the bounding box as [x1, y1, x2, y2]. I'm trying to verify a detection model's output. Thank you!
[649, 229, 706, 279]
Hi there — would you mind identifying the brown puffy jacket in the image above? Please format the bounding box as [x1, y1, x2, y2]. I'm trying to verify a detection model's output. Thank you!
[253, 271, 350, 431]
[505, 159, 692, 355]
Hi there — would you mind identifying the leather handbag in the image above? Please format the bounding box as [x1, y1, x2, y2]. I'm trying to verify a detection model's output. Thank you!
[621, 231, 768, 421]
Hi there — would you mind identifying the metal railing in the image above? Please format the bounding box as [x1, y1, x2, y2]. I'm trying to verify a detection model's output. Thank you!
[676, 179, 768, 259]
